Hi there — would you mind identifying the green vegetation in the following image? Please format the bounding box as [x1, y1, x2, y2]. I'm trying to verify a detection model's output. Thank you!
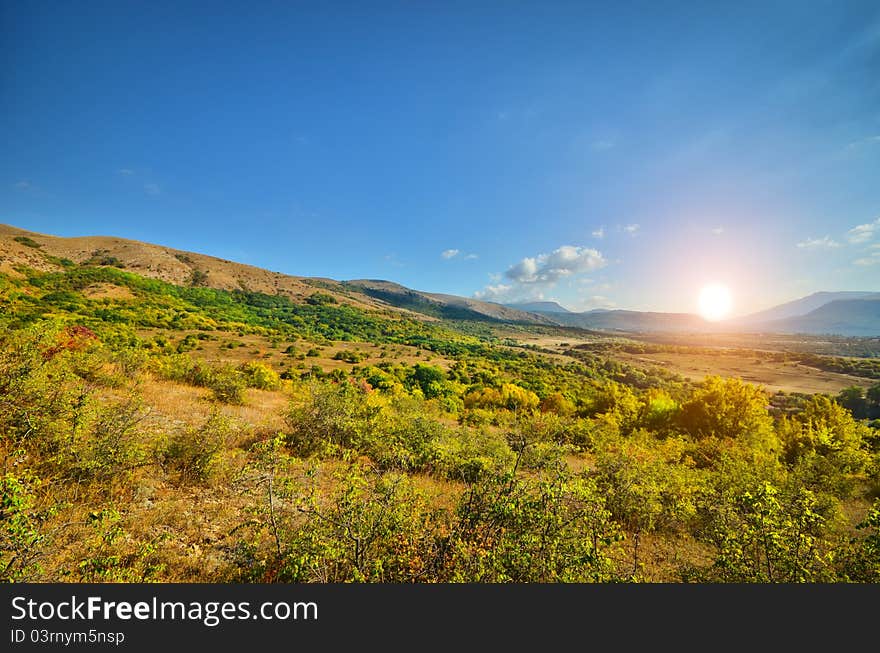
[13, 236, 41, 248]
[1, 260, 878, 583]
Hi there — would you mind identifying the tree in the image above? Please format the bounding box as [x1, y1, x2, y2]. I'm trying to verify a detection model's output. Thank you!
[539, 392, 576, 416]
[837, 386, 867, 420]
[408, 364, 446, 398]
[678, 376, 774, 442]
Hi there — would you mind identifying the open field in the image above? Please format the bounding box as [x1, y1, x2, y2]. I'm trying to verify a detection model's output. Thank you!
[612, 350, 869, 394]
[506, 329, 877, 395]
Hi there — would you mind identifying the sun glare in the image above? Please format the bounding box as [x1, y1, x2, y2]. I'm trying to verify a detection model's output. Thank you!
[698, 283, 732, 321]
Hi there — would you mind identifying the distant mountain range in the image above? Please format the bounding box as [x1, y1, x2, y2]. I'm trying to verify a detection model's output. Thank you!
[505, 292, 880, 336]
[1, 223, 878, 336]
[732, 291, 880, 324]
[748, 296, 880, 336]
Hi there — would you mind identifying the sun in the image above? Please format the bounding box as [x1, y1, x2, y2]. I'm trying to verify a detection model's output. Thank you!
[698, 283, 732, 321]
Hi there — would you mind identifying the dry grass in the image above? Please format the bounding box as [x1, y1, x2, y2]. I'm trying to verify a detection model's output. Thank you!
[0, 222, 384, 310]
[82, 282, 136, 300]
[128, 375, 289, 432]
[612, 350, 868, 394]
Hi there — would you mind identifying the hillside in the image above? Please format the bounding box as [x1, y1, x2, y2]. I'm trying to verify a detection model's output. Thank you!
[0, 223, 384, 312]
[343, 280, 555, 324]
[0, 224, 554, 327]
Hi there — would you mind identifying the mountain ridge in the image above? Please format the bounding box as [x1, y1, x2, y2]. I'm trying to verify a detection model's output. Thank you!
[2, 223, 878, 335]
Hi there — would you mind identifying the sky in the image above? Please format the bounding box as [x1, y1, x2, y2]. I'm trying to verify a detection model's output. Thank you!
[2, 1, 879, 316]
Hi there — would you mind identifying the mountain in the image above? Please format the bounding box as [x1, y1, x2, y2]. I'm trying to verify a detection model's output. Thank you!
[0, 224, 552, 326]
[736, 291, 880, 324]
[0, 222, 384, 307]
[755, 299, 880, 336]
[506, 301, 571, 314]
[344, 280, 555, 324]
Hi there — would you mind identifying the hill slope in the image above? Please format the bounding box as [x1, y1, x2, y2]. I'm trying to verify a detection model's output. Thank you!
[344, 279, 555, 324]
[0, 223, 552, 326]
[0, 223, 379, 306]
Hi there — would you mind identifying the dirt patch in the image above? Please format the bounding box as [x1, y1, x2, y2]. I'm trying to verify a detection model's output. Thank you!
[83, 282, 136, 300]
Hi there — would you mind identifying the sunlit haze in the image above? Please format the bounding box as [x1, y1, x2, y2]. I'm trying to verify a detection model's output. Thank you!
[698, 284, 733, 321]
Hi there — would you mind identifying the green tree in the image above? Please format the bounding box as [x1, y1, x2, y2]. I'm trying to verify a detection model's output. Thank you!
[678, 376, 776, 451]
[837, 386, 867, 419]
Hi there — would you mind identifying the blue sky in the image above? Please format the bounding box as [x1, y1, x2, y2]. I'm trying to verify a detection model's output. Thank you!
[2, 1, 879, 315]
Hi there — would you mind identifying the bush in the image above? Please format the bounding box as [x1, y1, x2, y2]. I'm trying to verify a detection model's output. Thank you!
[689, 480, 834, 582]
[446, 470, 625, 582]
[332, 349, 367, 364]
[285, 381, 378, 456]
[305, 292, 337, 306]
[0, 472, 50, 582]
[14, 236, 41, 248]
[165, 412, 238, 485]
[429, 428, 514, 482]
[204, 364, 247, 404]
[239, 361, 281, 391]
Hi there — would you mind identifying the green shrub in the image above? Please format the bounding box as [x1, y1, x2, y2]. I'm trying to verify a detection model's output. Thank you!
[14, 235, 41, 248]
[239, 361, 281, 390]
[165, 412, 238, 485]
[0, 472, 50, 581]
[204, 364, 247, 404]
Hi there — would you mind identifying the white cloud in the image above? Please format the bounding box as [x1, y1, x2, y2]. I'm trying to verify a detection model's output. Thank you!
[488, 272, 502, 282]
[473, 283, 514, 300]
[592, 227, 604, 239]
[143, 183, 161, 196]
[14, 180, 32, 190]
[442, 249, 479, 261]
[475, 245, 607, 302]
[846, 217, 880, 244]
[505, 246, 606, 284]
[117, 168, 135, 176]
[623, 223, 640, 235]
[797, 235, 840, 249]
[711, 226, 724, 235]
